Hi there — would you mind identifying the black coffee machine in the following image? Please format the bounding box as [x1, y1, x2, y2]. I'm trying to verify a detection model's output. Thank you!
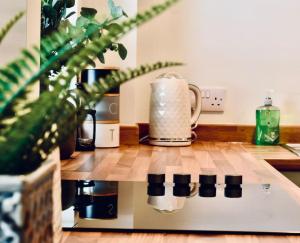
[76, 69, 120, 151]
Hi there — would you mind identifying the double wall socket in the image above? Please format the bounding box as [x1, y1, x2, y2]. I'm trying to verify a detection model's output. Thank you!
[199, 88, 226, 112]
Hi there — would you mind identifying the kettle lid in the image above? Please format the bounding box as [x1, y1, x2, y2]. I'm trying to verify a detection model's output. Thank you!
[157, 73, 183, 79]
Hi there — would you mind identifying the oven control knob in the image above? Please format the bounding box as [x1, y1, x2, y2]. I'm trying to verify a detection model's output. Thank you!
[225, 187, 242, 198]
[225, 175, 242, 186]
[199, 174, 217, 185]
[147, 185, 165, 196]
[148, 174, 165, 184]
[225, 175, 242, 198]
[199, 187, 216, 197]
[173, 185, 190, 197]
[173, 174, 191, 185]
[199, 175, 217, 197]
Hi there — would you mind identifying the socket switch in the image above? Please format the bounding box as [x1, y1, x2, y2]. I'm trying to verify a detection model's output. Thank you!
[200, 88, 226, 112]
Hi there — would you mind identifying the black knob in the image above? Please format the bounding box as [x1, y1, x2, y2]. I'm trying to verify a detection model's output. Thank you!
[148, 174, 165, 184]
[225, 175, 242, 186]
[199, 175, 216, 197]
[225, 175, 242, 198]
[173, 174, 191, 185]
[199, 187, 216, 197]
[173, 185, 190, 197]
[199, 175, 217, 185]
[225, 187, 242, 198]
[147, 185, 165, 196]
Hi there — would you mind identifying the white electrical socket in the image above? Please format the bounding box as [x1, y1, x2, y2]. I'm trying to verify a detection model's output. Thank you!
[200, 88, 226, 112]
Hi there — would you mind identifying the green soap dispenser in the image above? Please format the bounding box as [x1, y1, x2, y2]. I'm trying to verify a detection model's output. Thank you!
[255, 91, 280, 145]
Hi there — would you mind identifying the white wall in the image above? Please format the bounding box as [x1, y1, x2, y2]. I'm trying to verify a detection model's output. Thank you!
[27, 0, 41, 100]
[136, 0, 300, 125]
[0, 1, 26, 66]
[22, 0, 300, 125]
[0, 1, 41, 102]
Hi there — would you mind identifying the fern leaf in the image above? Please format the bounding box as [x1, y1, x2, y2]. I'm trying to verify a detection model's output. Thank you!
[0, 11, 25, 45]
[0, 0, 180, 117]
[0, 61, 183, 174]
[0, 0, 182, 174]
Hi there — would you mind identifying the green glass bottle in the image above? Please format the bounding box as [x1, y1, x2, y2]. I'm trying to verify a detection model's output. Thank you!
[255, 94, 280, 145]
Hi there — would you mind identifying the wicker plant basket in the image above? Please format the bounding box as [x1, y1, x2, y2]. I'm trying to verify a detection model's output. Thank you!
[0, 160, 56, 243]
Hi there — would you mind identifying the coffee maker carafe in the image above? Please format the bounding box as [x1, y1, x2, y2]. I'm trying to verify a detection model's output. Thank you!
[75, 80, 96, 151]
[76, 109, 96, 151]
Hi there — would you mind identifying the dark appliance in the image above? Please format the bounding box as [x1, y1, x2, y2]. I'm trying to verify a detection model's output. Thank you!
[80, 68, 120, 148]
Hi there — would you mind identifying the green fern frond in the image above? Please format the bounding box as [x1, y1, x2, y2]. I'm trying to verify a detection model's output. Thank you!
[0, 0, 182, 174]
[84, 62, 183, 99]
[0, 11, 25, 45]
[0, 0, 180, 116]
[0, 30, 81, 116]
[0, 61, 183, 174]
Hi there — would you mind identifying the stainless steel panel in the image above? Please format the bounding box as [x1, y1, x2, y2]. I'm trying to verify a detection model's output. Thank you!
[62, 181, 300, 234]
[86, 95, 119, 122]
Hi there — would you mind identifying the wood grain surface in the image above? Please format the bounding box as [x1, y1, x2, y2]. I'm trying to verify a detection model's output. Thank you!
[61, 142, 300, 243]
[61, 231, 300, 243]
[61, 142, 299, 183]
[243, 143, 300, 171]
[120, 124, 139, 145]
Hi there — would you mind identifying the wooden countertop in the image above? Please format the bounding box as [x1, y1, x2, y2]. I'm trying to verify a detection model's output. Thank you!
[61, 142, 300, 243]
[243, 144, 300, 171]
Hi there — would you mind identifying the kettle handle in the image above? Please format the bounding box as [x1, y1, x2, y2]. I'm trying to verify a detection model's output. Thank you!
[189, 84, 201, 127]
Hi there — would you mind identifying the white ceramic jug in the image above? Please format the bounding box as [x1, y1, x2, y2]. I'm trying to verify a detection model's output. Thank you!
[149, 73, 201, 146]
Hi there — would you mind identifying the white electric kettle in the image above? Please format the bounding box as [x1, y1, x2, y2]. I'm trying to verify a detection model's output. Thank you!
[149, 73, 201, 146]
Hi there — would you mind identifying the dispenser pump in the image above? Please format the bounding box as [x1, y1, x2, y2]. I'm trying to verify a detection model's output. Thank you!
[264, 90, 274, 106]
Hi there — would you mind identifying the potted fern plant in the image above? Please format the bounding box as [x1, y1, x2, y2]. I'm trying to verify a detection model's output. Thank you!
[0, 0, 182, 242]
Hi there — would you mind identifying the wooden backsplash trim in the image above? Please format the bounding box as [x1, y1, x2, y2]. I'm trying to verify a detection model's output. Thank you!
[134, 123, 300, 144]
[120, 124, 140, 145]
[194, 124, 255, 143]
